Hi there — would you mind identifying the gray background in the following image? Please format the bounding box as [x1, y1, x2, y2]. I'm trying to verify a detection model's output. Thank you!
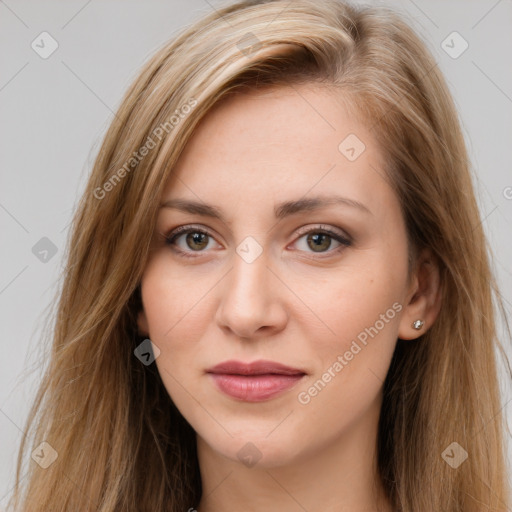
[1, 0, 511, 506]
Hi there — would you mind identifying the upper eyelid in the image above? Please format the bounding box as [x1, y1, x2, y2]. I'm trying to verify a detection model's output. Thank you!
[295, 224, 351, 241]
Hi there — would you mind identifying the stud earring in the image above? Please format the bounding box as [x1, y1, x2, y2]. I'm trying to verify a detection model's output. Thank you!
[412, 319, 424, 330]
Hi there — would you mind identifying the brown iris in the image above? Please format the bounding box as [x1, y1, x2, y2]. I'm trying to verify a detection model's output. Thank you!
[186, 232, 209, 251]
[307, 233, 332, 252]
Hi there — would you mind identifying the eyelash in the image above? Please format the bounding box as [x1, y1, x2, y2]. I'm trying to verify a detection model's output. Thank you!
[164, 224, 352, 259]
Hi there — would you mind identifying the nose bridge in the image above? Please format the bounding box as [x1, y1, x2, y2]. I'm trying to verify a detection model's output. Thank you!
[215, 237, 285, 338]
[226, 239, 271, 310]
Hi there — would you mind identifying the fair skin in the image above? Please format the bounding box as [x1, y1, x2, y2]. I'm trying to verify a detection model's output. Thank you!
[138, 84, 441, 512]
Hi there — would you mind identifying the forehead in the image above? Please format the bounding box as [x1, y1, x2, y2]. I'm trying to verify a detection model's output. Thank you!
[163, 84, 393, 218]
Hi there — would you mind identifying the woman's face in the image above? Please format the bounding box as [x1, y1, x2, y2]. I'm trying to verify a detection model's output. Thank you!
[138, 84, 416, 468]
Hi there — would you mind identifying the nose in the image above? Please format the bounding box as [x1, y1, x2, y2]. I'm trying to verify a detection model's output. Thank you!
[214, 247, 288, 340]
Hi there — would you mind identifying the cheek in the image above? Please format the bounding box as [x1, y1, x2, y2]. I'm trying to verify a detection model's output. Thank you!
[300, 258, 404, 341]
[295, 252, 407, 399]
[139, 261, 200, 389]
[292, 277, 402, 445]
[139, 259, 228, 435]
[306, 301, 401, 400]
[140, 255, 215, 342]
[139, 255, 230, 405]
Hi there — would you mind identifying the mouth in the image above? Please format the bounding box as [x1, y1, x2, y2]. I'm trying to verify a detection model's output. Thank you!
[206, 359, 307, 402]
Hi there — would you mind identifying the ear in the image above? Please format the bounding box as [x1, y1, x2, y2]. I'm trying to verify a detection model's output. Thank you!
[137, 309, 150, 337]
[398, 247, 442, 340]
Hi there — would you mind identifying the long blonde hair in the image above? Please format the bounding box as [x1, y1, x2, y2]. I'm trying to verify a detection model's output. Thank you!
[10, 1, 511, 510]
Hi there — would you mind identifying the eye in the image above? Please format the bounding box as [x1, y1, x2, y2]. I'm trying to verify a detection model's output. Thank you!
[165, 224, 352, 259]
[292, 225, 352, 256]
[165, 226, 220, 258]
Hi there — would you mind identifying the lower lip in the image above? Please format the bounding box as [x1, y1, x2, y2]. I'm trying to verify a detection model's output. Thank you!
[208, 373, 305, 402]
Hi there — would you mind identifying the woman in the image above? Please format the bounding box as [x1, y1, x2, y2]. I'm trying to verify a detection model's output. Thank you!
[10, 0, 511, 511]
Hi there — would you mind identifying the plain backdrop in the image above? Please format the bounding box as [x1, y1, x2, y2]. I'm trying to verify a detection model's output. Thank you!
[1, 0, 511, 506]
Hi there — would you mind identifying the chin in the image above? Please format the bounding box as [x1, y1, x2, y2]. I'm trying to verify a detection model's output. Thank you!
[202, 429, 305, 469]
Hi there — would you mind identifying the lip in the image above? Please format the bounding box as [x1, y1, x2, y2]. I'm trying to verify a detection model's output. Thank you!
[206, 359, 307, 402]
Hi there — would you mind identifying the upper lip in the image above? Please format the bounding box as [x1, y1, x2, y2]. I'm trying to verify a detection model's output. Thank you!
[207, 359, 306, 376]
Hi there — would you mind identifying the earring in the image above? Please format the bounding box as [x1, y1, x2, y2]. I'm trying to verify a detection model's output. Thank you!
[412, 319, 424, 330]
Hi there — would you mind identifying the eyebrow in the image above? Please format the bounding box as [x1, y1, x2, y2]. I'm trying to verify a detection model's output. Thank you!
[159, 195, 372, 223]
